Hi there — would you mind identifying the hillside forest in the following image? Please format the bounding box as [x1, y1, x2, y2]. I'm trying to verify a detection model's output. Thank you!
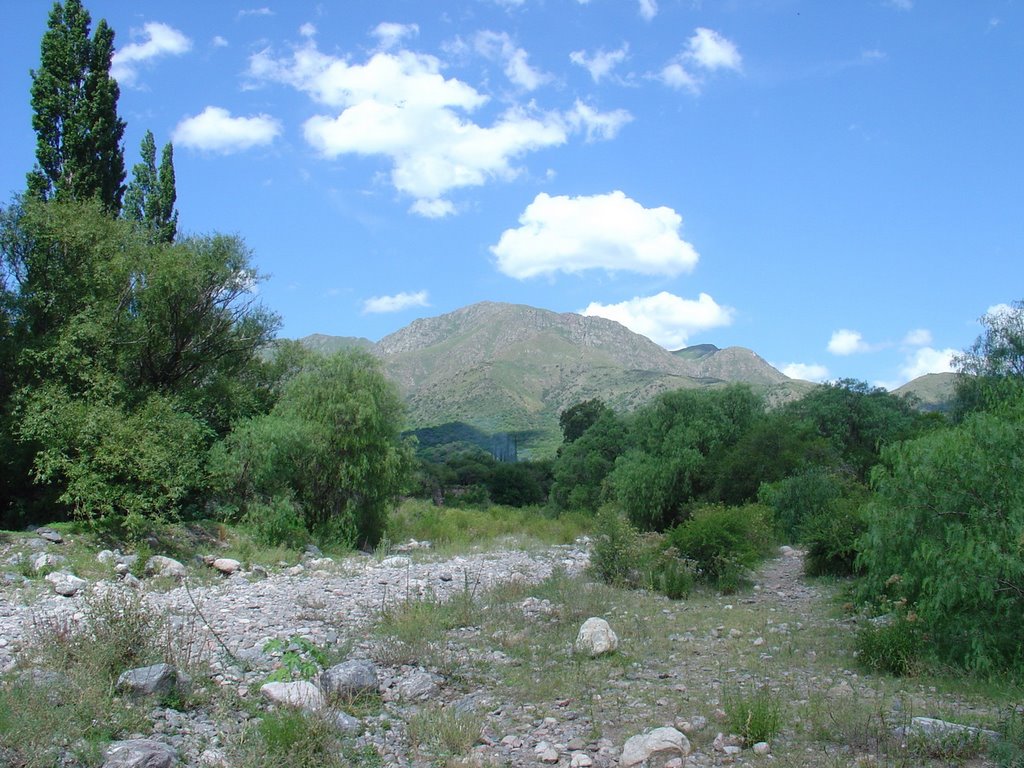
[1, 0, 1023, 677]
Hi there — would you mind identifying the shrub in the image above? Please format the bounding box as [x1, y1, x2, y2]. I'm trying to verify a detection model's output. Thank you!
[646, 550, 696, 600]
[244, 495, 309, 549]
[239, 710, 345, 768]
[589, 505, 641, 586]
[799, 496, 867, 577]
[667, 503, 774, 591]
[856, 612, 923, 677]
[856, 411, 1024, 672]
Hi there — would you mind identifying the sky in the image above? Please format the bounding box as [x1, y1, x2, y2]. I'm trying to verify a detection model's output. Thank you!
[2, 0, 1022, 390]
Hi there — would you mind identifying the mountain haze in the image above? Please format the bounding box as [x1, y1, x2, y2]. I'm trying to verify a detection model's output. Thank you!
[300, 302, 809, 454]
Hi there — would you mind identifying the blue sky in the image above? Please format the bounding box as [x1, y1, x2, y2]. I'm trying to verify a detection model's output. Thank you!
[3, 0, 1022, 389]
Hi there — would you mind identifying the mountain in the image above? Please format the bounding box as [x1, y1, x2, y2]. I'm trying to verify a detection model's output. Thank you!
[300, 302, 808, 455]
[296, 333, 375, 355]
[893, 372, 959, 412]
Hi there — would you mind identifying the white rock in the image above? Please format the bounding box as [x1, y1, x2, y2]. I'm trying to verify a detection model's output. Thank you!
[574, 617, 619, 657]
[570, 752, 594, 767]
[621, 727, 690, 767]
[753, 742, 771, 756]
[380, 555, 411, 569]
[146, 555, 187, 580]
[260, 681, 324, 711]
[211, 558, 242, 575]
[32, 552, 65, 572]
[102, 739, 177, 768]
[45, 571, 86, 596]
[905, 717, 1000, 742]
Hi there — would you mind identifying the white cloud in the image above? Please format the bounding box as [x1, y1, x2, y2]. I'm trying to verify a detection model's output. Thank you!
[660, 62, 699, 92]
[569, 44, 629, 83]
[566, 100, 632, 142]
[638, 0, 658, 21]
[299, 22, 316, 38]
[410, 198, 456, 218]
[112, 22, 192, 86]
[687, 28, 742, 71]
[249, 41, 622, 215]
[581, 292, 732, 349]
[173, 107, 282, 153]
[362, 290, 430, 313]
[987, 302, 1014, 317]
[885, 0, 913, 10]
[238, 7, 274, 18]
[492, 191, 699, 279]
[903, 328, 932, 346]
[899, 347, 957, 381]
[660, 28, 741, 92]
[827, 329, 871, 356]
[212, 35, 229, 48]
[781, 363, 830, 382]
[474, 31, 550, 91]
[373, 22, 419, 50]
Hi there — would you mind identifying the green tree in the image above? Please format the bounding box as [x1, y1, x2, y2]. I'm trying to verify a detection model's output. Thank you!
[124, 130, 178, 243]
[559, 398, 610, 443]
[27, 0, 126, 212]
[549, 410, 627, 512]
[212, 351, 413, 548]
[953, 300, 1024, 417]
[857, 410, 1024, 671]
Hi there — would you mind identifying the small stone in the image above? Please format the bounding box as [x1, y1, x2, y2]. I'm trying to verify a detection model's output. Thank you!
[723, 745, 742, 755]
[318, 659, 379, 699]
[574, 617, 619, 657]
[729, 628, 743, 638]
[146, 555, 187, 580]
[102, 739, 177, 768]
[570, 752, 593, 767]
[539, 748, 559, 763]
[117, 663, 184, 699]
[753, 742, 771, 756]
[45, 571, 86, 596]
[37, 529, 63, 544]
[260, 681, 324, 711]
[752, 637, 765, 646]
[621, 727, 690, 768]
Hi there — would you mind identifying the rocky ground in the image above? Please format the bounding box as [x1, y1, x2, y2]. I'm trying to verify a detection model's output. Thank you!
[0, 532, 1010, 768]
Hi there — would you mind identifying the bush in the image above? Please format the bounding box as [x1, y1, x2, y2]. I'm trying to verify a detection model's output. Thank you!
[857, 411, 1024, 672]
[856, 611, 923, 677]
[723, 685, 783, 744]
[645, 548, 696, 600]
[667, 503, 774, 592]
[243, 495, 309, 549]
[589, 505, 641, 586]
[800, 496, 867, 577]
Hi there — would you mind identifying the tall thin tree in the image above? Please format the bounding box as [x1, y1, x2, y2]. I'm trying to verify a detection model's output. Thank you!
[125, 130, 178, 243]
[27, 0, 126, 213]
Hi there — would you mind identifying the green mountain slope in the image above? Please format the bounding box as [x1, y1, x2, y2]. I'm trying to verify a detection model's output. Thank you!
[893, 372, 958, 412]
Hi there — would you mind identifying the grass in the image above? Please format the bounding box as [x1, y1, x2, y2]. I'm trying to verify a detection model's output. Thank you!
[723, 684, 783, 744]
[406, 706, 483, 759]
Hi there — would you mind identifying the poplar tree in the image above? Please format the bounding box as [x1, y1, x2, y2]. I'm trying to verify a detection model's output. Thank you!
[27, 0, 126, 213]
[125, 130, 178, 243]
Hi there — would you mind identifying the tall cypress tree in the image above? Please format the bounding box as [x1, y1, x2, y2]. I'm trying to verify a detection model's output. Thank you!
[125, 130, 178, 243]
[27, 0, 126, 213]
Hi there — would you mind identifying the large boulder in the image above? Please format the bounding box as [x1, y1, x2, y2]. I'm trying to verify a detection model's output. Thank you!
[44, 571, 86, 597]
[211, 558, 242, 575]
[146, 555, 187, 580]
[117, 663, 186, 699]
[620, 727, 691, 768]
[318, 659, 379, 700]
[574, 617, 619, 657]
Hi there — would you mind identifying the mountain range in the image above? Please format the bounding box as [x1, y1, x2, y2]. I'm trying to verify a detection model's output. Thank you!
[297, 301, 951, 455]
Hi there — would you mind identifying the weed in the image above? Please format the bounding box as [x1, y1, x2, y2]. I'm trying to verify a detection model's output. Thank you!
[231, 709, 346, 768]
[263, 635, 329, 682]
[856, 612, 923, 676]
[406, 705, 483, 758]
[992, 708, 1024, 768]
[723, 684, 783, 744]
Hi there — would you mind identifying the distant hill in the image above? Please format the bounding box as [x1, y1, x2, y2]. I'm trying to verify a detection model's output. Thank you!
[296, 333, 375, 355]
[893, 372, 959, 413]
[300, 302, 808, 455]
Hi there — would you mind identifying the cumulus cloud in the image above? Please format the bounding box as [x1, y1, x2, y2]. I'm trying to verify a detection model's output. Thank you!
[362, 290, 430, 313]
[111, 22, 191, 86]
[373, 22, 419, 50]
[581, 292, 732, 349]
[781, 363, 830, 382]
[299, 22, 317, 37]
[492, 191, 698, 279]
[899, 347, 957, 381]
[212, 35, 229, 48]
[660, 28, 741, 92]
[638, 0, 658, 21]
[903, 328, 932, 346]
[173, 107, 282, 153]
[474, 31, 550, 90]
[566, 100, 632, 142]
[569, 44, 629, 83]
[249, 41, 626, 215]
[827, 329, 872, 356]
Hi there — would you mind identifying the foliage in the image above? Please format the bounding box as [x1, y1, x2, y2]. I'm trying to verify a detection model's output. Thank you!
[723, 685, 783, 744]
[123, 130, 177, 243]
[406, 705, 483, 758]
[954, 300, 1024, 417]
[19, 388, 210, 531]
[212, 350, 412, 548]
[588, 505, 641, 586]
[549, 410, 627, 512]
[991, 708, 1024, 768]
[242, 495, 309, 549]
[779, 379, 932, 481]
[857, 410, 1024, 672]
[240, 710, 346, 768]
[643, 545, 697, 600]
[608, 386, 764, 529]
[559, 398, 611, 443]
[856, 611, 924, 677]
[27, 0, 125, 211]
[799, 494, 867, 577]
[263, 636, 329, 682]
[667, 503, 774, 592]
